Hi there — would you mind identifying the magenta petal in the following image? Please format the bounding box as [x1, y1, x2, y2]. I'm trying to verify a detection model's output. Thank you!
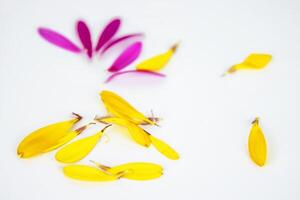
[77, 20, 93, 58]
[101, 33, 143, 54]
[95, 18, 121, 52]
[108, 42, 142, 72]
[105, 70, 166, 83]
[38, 28, 81, 53]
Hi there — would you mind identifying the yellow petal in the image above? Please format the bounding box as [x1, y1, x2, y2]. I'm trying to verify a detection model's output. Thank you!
[136, 43, 178, 71]
[94, 162, 163, 181]
[150, 135, 179, 160]
[248, 118, 267, 167]
[55, 126, 109, 163]
[96, 117, 151, 147]
[225, 53, 272, 75]
[63, 165, 118, 181]
[100, 90, 155, 125]
[17, 113, 82, 158]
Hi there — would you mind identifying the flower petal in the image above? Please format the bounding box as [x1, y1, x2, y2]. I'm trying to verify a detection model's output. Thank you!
[223, 53, 272, 76]
[136, 43, 178, 71]
[55, 126, 110, 163]
[17, 113, 82, 158]
[77, 20, 93, 58]
[38, 28, 81, 53]
[108, 42, 142, 72]
[105, 70, 165, 83]
[101, 33, 143, 54]
[55, 132, 102, 163]
[100, 90, 155, 125]
[248, 118, 267, 167]
[95, 18, 121, 52]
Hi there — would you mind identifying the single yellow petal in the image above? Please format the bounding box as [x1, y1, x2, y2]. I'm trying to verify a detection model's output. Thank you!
[100, 90, 155, 125]
[150, 135, 179, 160]
[55, 126, 110, 163]
[17, 113, 82, 158]
[224, 53, 272, 75]
[63, 165, 118, 181]
[136, 43, 178, 71]
[248, 118, 267, 167]
[96, 117, 151, 147]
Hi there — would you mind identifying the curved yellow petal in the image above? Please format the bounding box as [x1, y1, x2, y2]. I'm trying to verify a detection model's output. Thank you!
[96, 117, 151, 147]
[55, 126, 109, 163]
[225, 53, 272, 75]
[136, 43, 178, 71]
[17, 113, 82, 158]
[248, 118, 267, 167]
[150, 135, 179, 160]
[63, 165, 118, 181]
[100, 90, 155, 125]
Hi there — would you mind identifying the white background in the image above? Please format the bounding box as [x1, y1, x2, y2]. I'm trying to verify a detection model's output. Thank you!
[1, 0, 300, 199]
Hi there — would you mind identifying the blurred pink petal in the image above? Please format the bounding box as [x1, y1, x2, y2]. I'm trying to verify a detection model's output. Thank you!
[108, 42, 142, 72]
[77, 20, 93, 58]
[101, 33, 143, 54]
[95, 18, 121, 52]
[38, 28, 81, 53]
[105, 70, 166, 83]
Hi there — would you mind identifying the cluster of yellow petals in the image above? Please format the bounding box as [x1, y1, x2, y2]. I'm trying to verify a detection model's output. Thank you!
[17, 90, 179, 182]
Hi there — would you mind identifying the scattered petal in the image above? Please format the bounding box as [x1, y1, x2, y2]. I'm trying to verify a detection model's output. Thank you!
[55, 125, 110, 163]
[105, 69, 166, 83]
[223, 53, 272, 76]
[150, 135, 179, 160]
[248, 118, 267, 167]
[101, 33, 143, 54]
[100, 90, 155, 125]
[38, 28, 81, 53]
[108, 42, 142, 72]
[96, 117, 151, 147]
[63, 165, 118, 181]
[77, 20, 93, 58]
[136, 43, 178, 71]
[17, 113, 82, 158]
[95, 18, 121, 52]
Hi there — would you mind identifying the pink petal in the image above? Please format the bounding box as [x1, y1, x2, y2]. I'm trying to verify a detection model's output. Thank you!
[77, 20, 93, 58]
[105, 70, 166, 83]
[95, 18, 121, 52]
[108, 42, 142, 72]
[101, 33, 143, 55]
[38, 28, 81, 53]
